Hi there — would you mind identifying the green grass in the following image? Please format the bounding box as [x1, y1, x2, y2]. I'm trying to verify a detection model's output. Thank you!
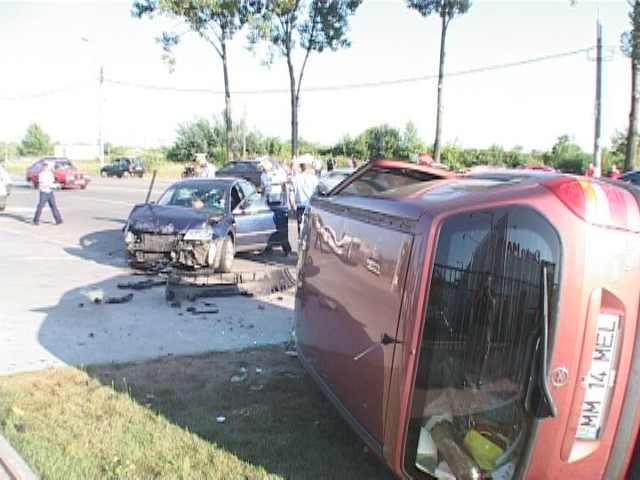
[2, 157, 185, 179]
[1, 346, 393, 480]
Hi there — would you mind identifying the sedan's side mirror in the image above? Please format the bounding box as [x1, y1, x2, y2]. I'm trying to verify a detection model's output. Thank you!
[316, 184, 330, 196]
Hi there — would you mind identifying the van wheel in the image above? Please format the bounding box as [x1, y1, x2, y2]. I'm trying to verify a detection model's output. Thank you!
[219, 236, 234, 273]
[100, 171, 107, 178]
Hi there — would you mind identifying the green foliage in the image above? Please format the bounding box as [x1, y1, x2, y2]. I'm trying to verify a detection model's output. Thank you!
[18, 123, 53, 156]
[0, 142, 20, 162]
[397, 121, 427, 160]
[621, 0, 640, 62]
[247, 0, 363, 156]
[264, 136, 290, 158]
[542, 134, 590, 173]
[611, 129, 627, 156]
[166, 118, 222, 163]
[365, 124, 402, 160]
[406, 0, 472, 21]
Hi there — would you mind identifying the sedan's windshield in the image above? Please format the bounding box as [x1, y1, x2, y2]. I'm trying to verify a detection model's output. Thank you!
[157, 185, 226, 214]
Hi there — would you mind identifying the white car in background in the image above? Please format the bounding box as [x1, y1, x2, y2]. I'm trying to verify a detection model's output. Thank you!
[0, 163, 12, 196]
[0, 178, 6, 211]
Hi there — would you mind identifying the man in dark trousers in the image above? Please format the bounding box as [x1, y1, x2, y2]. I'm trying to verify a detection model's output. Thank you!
[33, 160, 63, 225]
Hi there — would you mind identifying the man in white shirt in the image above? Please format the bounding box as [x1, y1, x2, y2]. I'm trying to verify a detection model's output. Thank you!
[197, 154, 216, 178]
[289, 160, 319, 235]
[33, 160, 63, 225]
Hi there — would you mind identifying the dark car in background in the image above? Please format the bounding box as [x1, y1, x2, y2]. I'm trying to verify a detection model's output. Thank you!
[100, 157, 146, 178]
[215, 159, 264, 189]
[620, 170, 640, 187]
[26, 157, 91, 189]
[123, 177, 291, 272]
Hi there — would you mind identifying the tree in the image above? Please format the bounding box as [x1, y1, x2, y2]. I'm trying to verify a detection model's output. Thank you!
[248, 0, 362, 158]
[621, 0, 640, 172]
[398, 121, 427, 159]
[406, 0, 472, 163]
[544, 134, 590, 173]
[18, 124, 53, 157]
[132, 0, 252, 164]
[166, 117, 222, 162]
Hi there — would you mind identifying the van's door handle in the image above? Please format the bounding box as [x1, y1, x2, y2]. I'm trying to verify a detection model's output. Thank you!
[354, 333, 401, 361]
[381, 333, 400, 345]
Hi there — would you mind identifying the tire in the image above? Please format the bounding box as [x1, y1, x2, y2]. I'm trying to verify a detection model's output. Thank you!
[100, 171, 107, 178]
[218, 236, 234, 273]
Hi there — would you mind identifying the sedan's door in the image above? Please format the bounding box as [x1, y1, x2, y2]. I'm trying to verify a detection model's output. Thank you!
[233, 181, 277, 251]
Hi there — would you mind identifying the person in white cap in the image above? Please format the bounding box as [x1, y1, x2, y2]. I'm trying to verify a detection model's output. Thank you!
[288, 157, 318, 235]
[197, 153, 216, 178]
[33, 160, 63, 225]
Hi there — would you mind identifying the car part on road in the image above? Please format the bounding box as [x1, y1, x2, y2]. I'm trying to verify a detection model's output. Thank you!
[117, 278, 166, 290]
[165, 267, 295, 301]
[93, 293, 135, 304]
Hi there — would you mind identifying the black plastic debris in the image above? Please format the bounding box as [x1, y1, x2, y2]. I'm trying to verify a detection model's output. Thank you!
[94, 293, 134, 305]
[117, 279, 166, 290]
[165, 267, 295, 302]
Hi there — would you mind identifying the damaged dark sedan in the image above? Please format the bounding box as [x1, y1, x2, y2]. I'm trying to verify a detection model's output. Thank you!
[124, 177, 291, 271]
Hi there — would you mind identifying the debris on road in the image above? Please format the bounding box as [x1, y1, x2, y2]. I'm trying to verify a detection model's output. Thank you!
[117, 278, 166, 290]
[164, 267, 295, 302]
[93, 293, 135, 305]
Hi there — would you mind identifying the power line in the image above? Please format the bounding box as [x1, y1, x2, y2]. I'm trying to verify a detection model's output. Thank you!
[1, 81, 93, 101]
[1, 46, 595, 100]
[108, 47, 594, 94]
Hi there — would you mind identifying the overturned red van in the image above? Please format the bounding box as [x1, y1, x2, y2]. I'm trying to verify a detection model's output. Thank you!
[293, 159, 640, 479]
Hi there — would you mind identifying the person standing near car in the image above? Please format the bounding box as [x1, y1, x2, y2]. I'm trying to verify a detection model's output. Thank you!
[197, 154, 216, 178]
[289, 160, 319, 235]
[33, 160, 62, 225]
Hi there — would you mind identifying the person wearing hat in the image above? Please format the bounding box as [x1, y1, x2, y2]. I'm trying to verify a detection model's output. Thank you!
[197, 153, 216, 178]
[288, 158, 318, 236]
[33, 160, 63, 225]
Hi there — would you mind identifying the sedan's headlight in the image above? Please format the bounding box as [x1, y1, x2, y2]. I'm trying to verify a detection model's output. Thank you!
[183, 225, 213, 241]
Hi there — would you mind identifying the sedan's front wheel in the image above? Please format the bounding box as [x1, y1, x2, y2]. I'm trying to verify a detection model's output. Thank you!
[218, 236, 234, 273]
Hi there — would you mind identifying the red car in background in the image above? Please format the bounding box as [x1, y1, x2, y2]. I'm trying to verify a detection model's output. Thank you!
[26, 157, 91, 189]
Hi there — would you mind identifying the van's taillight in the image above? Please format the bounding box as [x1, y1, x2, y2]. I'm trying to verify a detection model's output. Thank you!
[544, 177, 638, 231]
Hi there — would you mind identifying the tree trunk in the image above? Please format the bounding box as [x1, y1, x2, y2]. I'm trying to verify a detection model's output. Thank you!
[222, 40, 234, 164]
[287, 55, 298, 159]
[626, 58, 639, 172]
[433, 13, 448, 163]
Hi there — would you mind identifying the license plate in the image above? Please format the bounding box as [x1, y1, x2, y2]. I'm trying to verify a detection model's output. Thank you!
[75, 179, 85, 185]
[575, 313, 620, 440]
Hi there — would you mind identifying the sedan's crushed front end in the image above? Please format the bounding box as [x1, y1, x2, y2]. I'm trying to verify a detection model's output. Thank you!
[124, 204, 230, 270]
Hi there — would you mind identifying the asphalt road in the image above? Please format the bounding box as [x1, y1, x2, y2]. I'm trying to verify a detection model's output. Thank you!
[0, 175, 298, 375]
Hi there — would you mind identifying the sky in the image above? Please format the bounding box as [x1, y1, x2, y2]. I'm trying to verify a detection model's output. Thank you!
[0, 0, 633, 154]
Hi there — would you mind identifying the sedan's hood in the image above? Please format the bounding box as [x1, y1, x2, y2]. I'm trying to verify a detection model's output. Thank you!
[126, 203, 223, 234]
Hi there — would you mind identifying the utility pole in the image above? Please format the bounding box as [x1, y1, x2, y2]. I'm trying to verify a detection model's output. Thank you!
[99, 65, 104, 168]
[81, 37, 104, 168]
[594, 19, 603, 177]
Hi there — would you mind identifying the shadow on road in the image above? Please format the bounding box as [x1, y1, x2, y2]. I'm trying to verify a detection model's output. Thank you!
[31, 271, 295, 372]
[64, 228, 128, 268]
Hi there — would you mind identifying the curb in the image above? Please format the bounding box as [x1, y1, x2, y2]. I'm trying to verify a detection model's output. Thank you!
[0, 434, 38, 480]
